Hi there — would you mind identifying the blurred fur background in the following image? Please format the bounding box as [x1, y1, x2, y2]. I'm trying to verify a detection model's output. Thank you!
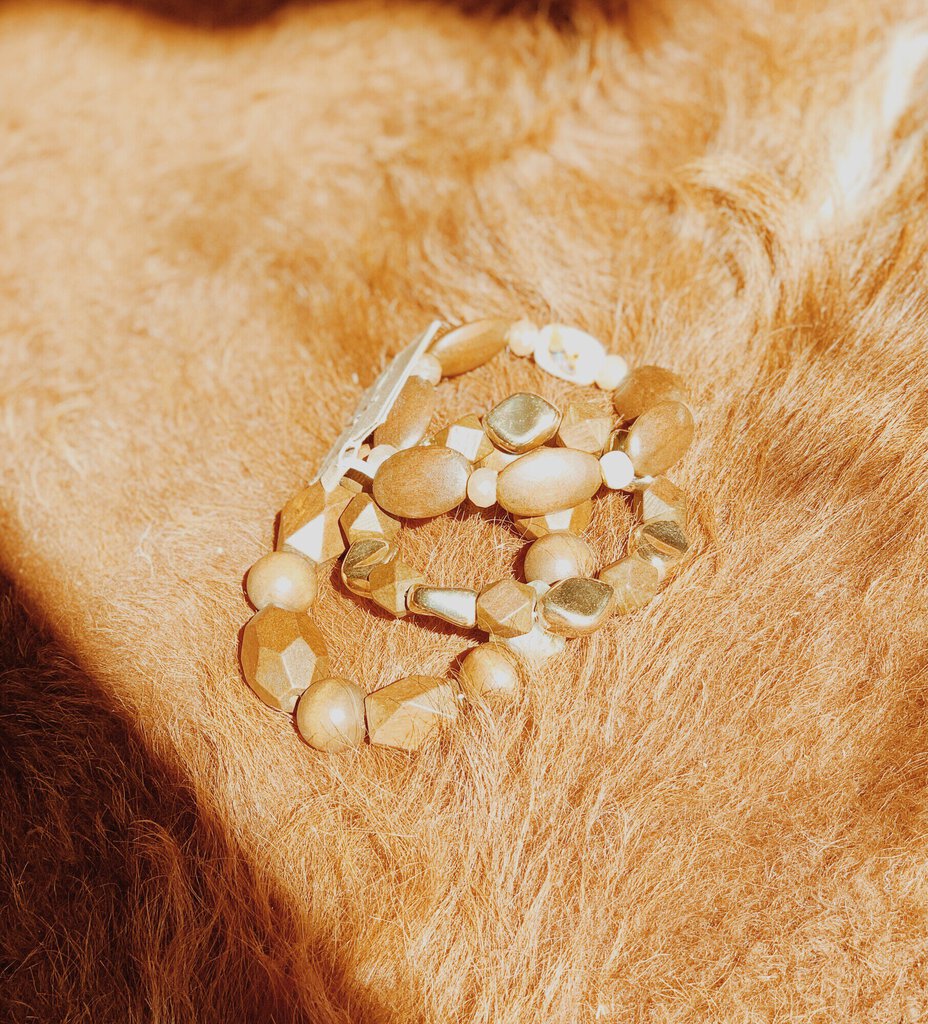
[2, 0, 928, 1020]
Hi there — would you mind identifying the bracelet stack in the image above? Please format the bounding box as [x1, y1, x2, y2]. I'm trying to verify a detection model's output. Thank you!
[240, 318, 695, 754]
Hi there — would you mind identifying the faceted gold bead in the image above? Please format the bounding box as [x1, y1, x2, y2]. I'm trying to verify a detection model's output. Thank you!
[628, 520, 690, 579]
[296, 677, 366, 752]
[622, 400, 695, 477]
[556, 399, 613, 454]
[497, 448, 602, 517]
[484, 392, 561, 453]
[612, 365, 690, 423]
[365, 675, 459, 751]
[431, 413, 493, 463]
[240, 606, 330, 712]
[373, 375, 436, 450]
[598, 555, 660, 614]
[372, 445, 471, 519]
[459, 644, 519, 701]
[277, 482, 354, 564]
[428, 318, 511, 377]
[368, 559, 424, 617]
[511, 500, 593, 540]
[539, 577, 615, 637]
[494, 621, 566, 665]
[340, 538, 397, 597]
[339, 492, 400, 544]
[476, 579, 535, 637]
[407, 585, 478, 628]
[523, 532, 595, 585]
[632, 476, 688, 526]
[246, 551, 317, 612]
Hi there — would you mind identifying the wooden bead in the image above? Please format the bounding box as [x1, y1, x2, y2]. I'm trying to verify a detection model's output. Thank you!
[429, 318, 510, 376]
[411, 352, 442, 385]
[598, 555, 660, 613]
[277, 482, 354, 564]
[599, 450, 635, 490]
[506, 319, 539, 357]
[476, 579, 536, 637]
[407, 585, 478, 628]
[622, 400, 694, 477]
[240, 606, 330, 712]
[246, 551, 317, 612]
[366, 675, 459, 751]
[612, 365, 690, 423]
[556, 398, 613, 454]
[339, 492, 400, 544]
[632, 476, 688, 526]
[340, 538, 397, 597]
[467, 467, 498, 508]
[296, 677, 366, 752]
[628, 520, 690, 579]
[523, 532, 595, 585]
[534, 325, 605, 385]
[539, 577, 615, 637]
[495, 620, 565, 665]
[368, 559, 424, 617]
[373, 375, 436, 450]
[497, 447, 601, 517]
[511, 500, 592, 540]
[372, 445, 471, 519]
[595, 354, 629, 390]
[431, 413, 493, 462]
[484, 392, 561, 453]
[459, 644, 519, 701]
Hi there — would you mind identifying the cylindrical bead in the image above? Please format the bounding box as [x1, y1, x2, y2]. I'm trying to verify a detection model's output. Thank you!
[622, 400, 694, 477]
[523, 532, 595, 585]
[506, 319, 539, 357]
[372, 445, 471, 519]
[296, 677, 366, 752]
[496, 447, 601, 517]
[411, 352, 442, 385]
[612, 365, 690, 423]
[459, 644, 519, 701]
[429, 318, 511, 376]
[407, 585, 478, 628]
[373, 375, 436, 450]
[246, 551, 317, 611]
[539, 577, 615, 637]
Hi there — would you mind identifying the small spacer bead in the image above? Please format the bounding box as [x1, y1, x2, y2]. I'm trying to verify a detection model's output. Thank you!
[599, 450, 635, 490]
[506, 318, 539, 357]
[467, 467, 498, 508]
[410, 352, 442, 385]
[595, 354, 629, 391]
[361, 444, 398, 478]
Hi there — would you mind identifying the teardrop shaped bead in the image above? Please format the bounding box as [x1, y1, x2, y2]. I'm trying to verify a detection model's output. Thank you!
[612, 365, 690, 423]
[622, 400, 694, 477]
[372, 445, 471, 519]
[484, 392, 561, 453]
[373, 375, 436, 450]
[429, 318, 511, 377]
[496, 448, 601, 517]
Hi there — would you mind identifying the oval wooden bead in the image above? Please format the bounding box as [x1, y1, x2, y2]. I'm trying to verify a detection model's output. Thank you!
[612, 365, 690, 423]
[373, 375, 436, 450]
[598, 556, 660, 613]
[246, 551, 317, 611]
[496, 447, 601, 517]
[429, 318, 510, 376]
[484, 392, 560, 453]
[523, 532, 595, 585]
[459, 644, 519, 701]
[623, 400, 694, 477]
[373, 445, 471, 519]
[296, 677, 366, 753]
[539, 577, 615, 637]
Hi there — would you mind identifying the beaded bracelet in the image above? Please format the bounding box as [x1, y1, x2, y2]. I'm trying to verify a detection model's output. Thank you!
[240, 319, 695, 754]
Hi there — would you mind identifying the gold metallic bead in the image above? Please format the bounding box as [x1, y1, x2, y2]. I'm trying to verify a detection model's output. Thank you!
[494, 620, 566, 665]
[484, 392, 561, 453]
[246, 551, 317, 612]
[628, 520, 690, 579]
[339, 492, 400, 544]
[523, 532, 595, 585]
[622, 400, 694, 477]
[428, 318, 511, 377]
[476, 579, 536, 637]
[496, 447, 602, 517]
[539, 577, 615, 637]
[407, 584, 478, 628]
[479, 446, 522, 472]
[365, 675, 459, 751]
[632, 476, 688, 526]
[277, 482, 354, 564]
[296, 677, 366, 752]
[240, 606, 330, 712]
[372, 445, 471, 519]
[556, 398, 613, 454]
[368, 559, 424, 617]
[598, 555, 660, 614]
[612, 365, 690, 423]
[431, 413, 494, 463]
[466, 467, 498, 508]
[459, 644, 519, 701]
[511, 500, 593, 540]
[340, 538, 397, 597]
[373, 375, 436, 450]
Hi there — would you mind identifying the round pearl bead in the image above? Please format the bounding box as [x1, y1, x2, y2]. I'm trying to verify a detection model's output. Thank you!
[467, 467, 499, 508]
[506, 319, 539, 357]
[459, 644, 519, 701]
[595, 353, 629, 390]
[599, 450, 635, 490]
[296, 677, 366, 753]
[246, 551, 317, 611]
[523, 532, 595, 585]
[365, 443, 398, 477]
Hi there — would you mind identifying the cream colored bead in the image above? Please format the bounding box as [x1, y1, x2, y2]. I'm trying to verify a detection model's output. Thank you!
[368, 559, 423, 617]
[467, 467, 498, 508]
[373, 375, 436, 450]
[511, 500, 593, 540]
[277, 482, 354, 564]
[366, 675, 459, 751]
[407, 585, 478, 628]
[339, 492, 400, 544]
[372, 445, 471, 519]
[484, 392, 561, 453]
[296, 677, 366, 752]
[632, 476, 688, 526]
[598, 555, 660, 613]
[239, 607, 330, 712]
[496, 447, 602, 517]
[476, 579, 535, 637]
[459, 644, 519, 701]
[431, 413, 493, 462]
[495, 620, 565, 665]
[612, 365, 690, 423]
[599, 450, 635, 490]
[340, 538, 397, 597]
[622, 400, 694, 477]
[429, 318, 511, 377]
[534, 325, 605, 386]
[411, 352, 443, 385]
[595, 354, 629, 390]
[364, 444, 399, 477]
[556, 398, 613, 454]
[539, 577, 615, 637]
[628, 520, 690, 580]
[523, 532, 595, 585]
[479, 447, 522, 472]
[506, 318, 539, 357]
[246, 551, 317, 612]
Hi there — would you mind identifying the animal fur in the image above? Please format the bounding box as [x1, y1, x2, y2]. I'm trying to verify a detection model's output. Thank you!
[1, 0, 928, 1020]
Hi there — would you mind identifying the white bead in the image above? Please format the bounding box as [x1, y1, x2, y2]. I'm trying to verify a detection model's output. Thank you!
[495, 620, 566, 665]
[410, 352, 442, 385]
[466, 467, 498, 508]
[527, 579, 550, 599]
[534, 325, 606, 386]
[366, 444, 398, 477]
[599, 450, 635, 490]
[506, 319, 539, 357]
[595, 354, 629, 390]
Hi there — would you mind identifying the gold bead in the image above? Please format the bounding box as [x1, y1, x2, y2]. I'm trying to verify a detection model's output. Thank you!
[373, 375, 436, 450]
[277, 482, 354, 564]
[428, 318, 510, 376]
[556, 398, 613, 454]
[407, 585, 478, 628]
[240, 607, 330, 712]
[296, 677, 366, 752]
[372, 445, 471, 519]
[598, 555, 660, 613]
[511, 500, 593, 540]
[494, 620, 565, 665]
[539, 577, 615, 637]
[466, 467, 498, 508]
[628, 520, 690, 579]
[340, 538, 397, 597]
[496, 448, 602, 517]
[339, 492, 400, 544]
[368, 559, 424, 617]
[476, 579, 536, 637]
[623, 401, 694, 477]
[366, 675, 459, 751]
[523, 532, 595, 585]
[612, 365, 690, 423]
[632, 476, 688, 526]
[431, 413, 493, 463]
[484, 392, 561, 453]
[246, 551, 317, 612]
[459, 644, 519, 701]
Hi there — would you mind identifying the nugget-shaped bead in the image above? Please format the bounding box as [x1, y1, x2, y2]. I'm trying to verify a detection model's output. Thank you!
[523, 532, 595, 585]
[340, 538, 397, 597]
[622, 400, 694, 477]
[612, 365, 690, 423]
[497, 448, 601, 517]
[556, 399, 613, 454]
[246, 551, 317, 612]
[373, 445, 471, 519]
[476, 579, 535, 637]
[240, 607, 330, 712]
[366, 675, 459, 751]
[373, 375, 436, 450]
[466, 467, 498, 508]
[628, 520, 690, 579]
[459, 644, 519, 701]
[296, 677, 366, 752]
[484, 393, 560, 453]
[632, 476, 688, 526]
[512, 500, 593, 540]
[598, 556, 660, 613]
[368, 559, 423, 617]
[407, 585, 478, 628]
[539, 577, 615, 637]
[429, 318, 510, 376]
